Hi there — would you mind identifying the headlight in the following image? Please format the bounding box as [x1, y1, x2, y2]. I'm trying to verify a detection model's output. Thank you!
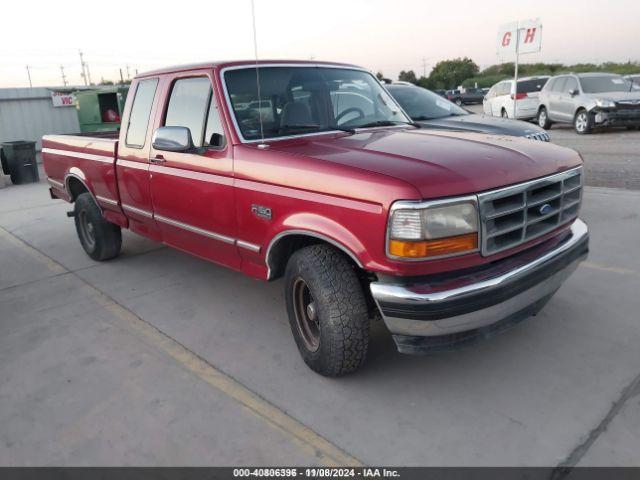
[388, 198, 479, 260]
[595, 99, 616, 108]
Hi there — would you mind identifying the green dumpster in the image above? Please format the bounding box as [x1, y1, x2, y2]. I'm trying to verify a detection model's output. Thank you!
[75, 86, 129, 133]
[0, 141, 39, 185]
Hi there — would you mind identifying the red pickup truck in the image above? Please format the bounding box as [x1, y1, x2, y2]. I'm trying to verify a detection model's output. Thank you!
[43, 60, 588, 376]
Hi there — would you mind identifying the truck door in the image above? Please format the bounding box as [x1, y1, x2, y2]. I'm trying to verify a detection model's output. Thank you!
[148, 73, 240, 270]
[116, 77, 162, 241]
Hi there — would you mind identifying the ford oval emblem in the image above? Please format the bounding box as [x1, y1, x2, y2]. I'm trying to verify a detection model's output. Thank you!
[539, 203, 553, 215]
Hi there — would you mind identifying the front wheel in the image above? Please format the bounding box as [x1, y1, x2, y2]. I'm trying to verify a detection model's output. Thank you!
[284, 244, 369, 377]
[74, 193, 122, 261]
[455, 99, 463, 106]
[538, 107, 552, 129]
[574, 110, 593, 135]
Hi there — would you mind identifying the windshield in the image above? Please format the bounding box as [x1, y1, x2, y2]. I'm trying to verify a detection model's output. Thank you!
[579, 75, 634, 93]
[223, 66, 411, 140]
[387, 85, 468, 120]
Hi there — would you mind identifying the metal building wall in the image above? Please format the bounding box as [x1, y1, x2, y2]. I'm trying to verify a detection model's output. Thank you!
[0, 87, 80, 151]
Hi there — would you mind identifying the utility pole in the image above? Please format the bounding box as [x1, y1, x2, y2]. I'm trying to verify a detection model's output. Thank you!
[125, 64, 130, 80]
[60, 65, 68, 87]
[26, 65, 33, 88]
[119, 68, 124, 85]
[513, 23, 520, 119]
[79, 50, 87, 86]
[85, 62, 93, 85]
[421, 57, 428, 78]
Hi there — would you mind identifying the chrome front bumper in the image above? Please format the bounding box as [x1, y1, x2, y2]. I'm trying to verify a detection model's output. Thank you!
[370, 219, 589, 354]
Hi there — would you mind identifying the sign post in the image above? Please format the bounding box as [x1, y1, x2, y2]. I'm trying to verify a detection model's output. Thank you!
[497, 19, 542, 118]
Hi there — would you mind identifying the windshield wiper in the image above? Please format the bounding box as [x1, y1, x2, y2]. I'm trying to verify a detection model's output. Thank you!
[279, 124, 356, 135]
[355, 120, 422, 129]
[279, 124, 323, 132]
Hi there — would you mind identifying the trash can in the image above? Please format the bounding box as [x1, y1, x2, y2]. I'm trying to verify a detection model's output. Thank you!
[0, 141, 39, 185]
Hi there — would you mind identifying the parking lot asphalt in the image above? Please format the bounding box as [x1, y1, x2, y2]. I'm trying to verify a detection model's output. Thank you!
[466, 104, 640, 190]
[1, 176, 639, 467]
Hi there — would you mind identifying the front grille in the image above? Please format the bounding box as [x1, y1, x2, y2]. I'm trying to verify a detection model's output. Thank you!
[478, 167, 583, 256]
[609, 109, 640, 120]
[524, 132, 550, 142]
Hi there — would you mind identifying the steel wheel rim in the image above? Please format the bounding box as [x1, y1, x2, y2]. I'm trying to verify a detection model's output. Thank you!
[576, 113, 587, 132]
[292, 277, 320, 352]
[79, 210, 96, 249]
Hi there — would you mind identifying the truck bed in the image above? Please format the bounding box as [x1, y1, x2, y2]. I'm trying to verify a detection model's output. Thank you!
[42, 134, 120, 212]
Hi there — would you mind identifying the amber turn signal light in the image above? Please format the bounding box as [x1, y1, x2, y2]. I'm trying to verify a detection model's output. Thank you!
[389, 233, 478, 259]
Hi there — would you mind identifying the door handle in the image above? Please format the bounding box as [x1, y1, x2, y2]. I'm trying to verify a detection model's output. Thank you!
[150, 155, 166, 164]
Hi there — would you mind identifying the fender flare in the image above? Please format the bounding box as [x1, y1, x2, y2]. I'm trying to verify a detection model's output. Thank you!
[264, 214, 369, 279]
[64, 169, 101, 211]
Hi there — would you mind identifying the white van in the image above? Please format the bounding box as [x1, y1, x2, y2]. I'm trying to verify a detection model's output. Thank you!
[483, 76, 550, 120]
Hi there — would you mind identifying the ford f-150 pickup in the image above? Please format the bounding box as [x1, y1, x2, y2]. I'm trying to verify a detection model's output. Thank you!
[43, 60, 589, 376]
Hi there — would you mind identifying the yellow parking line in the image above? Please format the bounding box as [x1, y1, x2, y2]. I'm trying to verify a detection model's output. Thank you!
[0, 225, 362, 467]
[582, 261, 640, 277]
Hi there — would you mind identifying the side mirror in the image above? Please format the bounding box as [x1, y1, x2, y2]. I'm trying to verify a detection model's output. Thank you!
[152, 126, 194, 152]
[568, 89, 578, 96]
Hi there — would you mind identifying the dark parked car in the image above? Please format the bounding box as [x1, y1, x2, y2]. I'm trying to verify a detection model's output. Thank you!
[446, 87, 485, 105]
[387, 84, 550, 141]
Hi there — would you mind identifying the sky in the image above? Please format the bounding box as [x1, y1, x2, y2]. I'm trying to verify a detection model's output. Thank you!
[1, 0, 639, 88]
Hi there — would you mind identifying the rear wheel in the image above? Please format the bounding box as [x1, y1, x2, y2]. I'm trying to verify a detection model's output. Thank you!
[284, 244, 369, 377]
[574, 109, 593, 135]
[455, 98, 463, 106]
[74, 193, 122, 261]
[538, 107, 552, 129]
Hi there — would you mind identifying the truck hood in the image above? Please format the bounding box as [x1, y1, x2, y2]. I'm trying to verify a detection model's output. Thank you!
[269, 128, 581, 199]
[415, 113, 546, 137]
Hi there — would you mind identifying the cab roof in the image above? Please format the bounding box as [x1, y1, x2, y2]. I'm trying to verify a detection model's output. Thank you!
[136, 60, 363, 79]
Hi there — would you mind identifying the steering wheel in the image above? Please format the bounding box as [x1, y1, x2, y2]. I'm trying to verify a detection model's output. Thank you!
[336, 107, 365, 125]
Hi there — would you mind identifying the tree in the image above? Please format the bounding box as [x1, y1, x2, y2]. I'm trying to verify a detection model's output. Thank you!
[376, 71, 384, 80]
[428, 57, 479, 89]
[398, 70, 418, 84]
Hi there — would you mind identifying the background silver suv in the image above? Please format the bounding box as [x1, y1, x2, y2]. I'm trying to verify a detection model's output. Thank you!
[537, 73, 640, 134]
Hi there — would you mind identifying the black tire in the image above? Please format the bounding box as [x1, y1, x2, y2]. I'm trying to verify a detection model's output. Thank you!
[455, 98, 463, 106]
[0, 148, 9, 175]
[284, 244, 369, 377]
[537, 107, 552, 130]
[74, 193, 122, 261]
[574, 109, 593, 135]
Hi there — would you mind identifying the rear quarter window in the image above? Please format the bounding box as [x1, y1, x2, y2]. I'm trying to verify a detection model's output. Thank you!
[125, 78, 159, 148]
[518, 78, 548, 93]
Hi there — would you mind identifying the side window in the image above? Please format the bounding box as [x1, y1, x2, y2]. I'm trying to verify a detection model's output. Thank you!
[553, 77, 567, 93]
[565, 77, 578, 92]
[165, 77, 212, 147]
[125, 78, 158, 148]
[204, 94, 226, 148]
[545, 78, 556, 92]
